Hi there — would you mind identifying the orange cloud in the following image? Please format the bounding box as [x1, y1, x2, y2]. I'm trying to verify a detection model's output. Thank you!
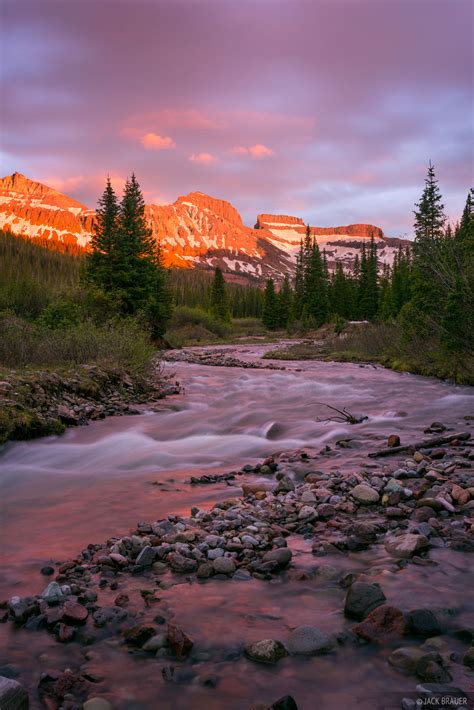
[189, 152, 218, 164]
[231, 143, 274, 159]
[141, 132, 176, 150]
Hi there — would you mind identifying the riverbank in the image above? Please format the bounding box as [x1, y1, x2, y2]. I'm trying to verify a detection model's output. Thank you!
[263, 326, 474, 386]
[0, 362, 179, 444]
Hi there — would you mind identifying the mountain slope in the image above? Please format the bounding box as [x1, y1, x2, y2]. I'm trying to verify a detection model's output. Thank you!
[0, 173, 410, 280]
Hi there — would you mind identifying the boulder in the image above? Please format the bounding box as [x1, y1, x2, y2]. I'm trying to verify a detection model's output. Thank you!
[0, 676, 29, 709]
[167, 624, 193, 659]
[406, 609, 441, 638]
[287, 626, 336, 655]
[244, 639, 288, 664]
[385, 533, 429, 558]
[212, 557, 236, 575]
[262, 548, 292, 568]
[351, 484, 380, 505]
[352, 604, 406, 642]
[344, 582, 386, 620]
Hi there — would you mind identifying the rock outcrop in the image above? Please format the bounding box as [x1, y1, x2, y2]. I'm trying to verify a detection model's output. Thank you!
[0, 172, 410, 280]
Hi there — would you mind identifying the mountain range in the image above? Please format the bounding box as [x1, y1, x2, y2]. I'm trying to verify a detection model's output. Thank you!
[0, 172, 409, 283]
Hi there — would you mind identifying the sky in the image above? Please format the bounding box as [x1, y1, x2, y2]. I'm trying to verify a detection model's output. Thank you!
[1, 0, 472, 236]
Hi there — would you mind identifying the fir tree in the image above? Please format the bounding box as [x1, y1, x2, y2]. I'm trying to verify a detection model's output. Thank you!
[85, 177, 120, 291]
[262, 278, 280, 330]
[278, 275, 293, 328]
[210, 266, 230, 321]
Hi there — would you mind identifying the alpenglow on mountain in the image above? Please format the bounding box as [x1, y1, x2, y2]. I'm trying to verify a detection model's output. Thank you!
[0, 173, 408, 282]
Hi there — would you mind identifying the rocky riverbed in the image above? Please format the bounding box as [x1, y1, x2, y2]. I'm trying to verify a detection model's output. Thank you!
[1, 345, 473, 709]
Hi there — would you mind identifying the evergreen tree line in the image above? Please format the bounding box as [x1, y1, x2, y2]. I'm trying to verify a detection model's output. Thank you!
[171, 267, 264, 319]
[262, 163, 473, 357]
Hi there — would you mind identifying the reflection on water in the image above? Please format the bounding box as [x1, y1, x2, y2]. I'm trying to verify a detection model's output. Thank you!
[0, 345, 473, 709]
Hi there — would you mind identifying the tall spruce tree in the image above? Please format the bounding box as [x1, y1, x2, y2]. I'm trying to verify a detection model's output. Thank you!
[85, 177, 120, 291]
[86, 174, 172, 337]
[262, 278, 280, 330]
[210, 266, 230, 321]
[410, 161, 447, 322]
[278, 275, 293, 328]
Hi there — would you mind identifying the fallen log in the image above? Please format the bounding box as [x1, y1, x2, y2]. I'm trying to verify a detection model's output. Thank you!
[368, 432, 471, 458]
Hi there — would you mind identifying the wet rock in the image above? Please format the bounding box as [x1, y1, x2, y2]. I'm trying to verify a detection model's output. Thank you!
[168, 553, 198, 573]
[135, 545, 156, 567]
[272, 696, 298, 710]
[352, 604, 406, 642]
[167, 623, 194, 659]
[142, 633, 167, 652]
[92, 606, 127, 627]
[0, 676, 29, 709]
[40, 566, 55, 576]
[244, 639, 288, 664]
[41, 581, 64, 604]
[123, 624, 156, 647]
[416, 656, 452, 683]
[451, 484, 470, 505]
[262, 548, 292, 568]
[385, 533, 430, 558]
[462, 646, 474, 669]
[344, 582, 386, 620]
[62, 600, 88, 625]
[388, 647, 430, 674]
[274, 476, 295, 494]
[388, 435, 401, 447]
[287, 626, 336, 655]
[351, 484, 380, 505]
[212, 557, 236, 575]
[417, 498, 443, 512]
[406, 609, 441, 638]
[196, 563, 214, 578]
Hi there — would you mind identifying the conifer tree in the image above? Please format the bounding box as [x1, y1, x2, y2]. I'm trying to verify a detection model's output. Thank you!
[210, 266, 230, 321]
[85, 177, 120, 291]
[278, 275, 293, 328]
[262, 278, 280, 330]
[293, 239, 305, 319]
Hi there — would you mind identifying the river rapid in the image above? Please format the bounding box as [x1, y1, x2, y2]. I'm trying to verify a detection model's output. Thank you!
[0, 343, 473, 709]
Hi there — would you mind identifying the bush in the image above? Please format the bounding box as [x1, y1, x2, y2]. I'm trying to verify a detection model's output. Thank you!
[0, 314, 154, 375]
[165, 323, 221, 348]
[168, 306, 231, 338]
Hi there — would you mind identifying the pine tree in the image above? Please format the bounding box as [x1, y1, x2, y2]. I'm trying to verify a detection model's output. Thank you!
[262, 278, 280, 330]
[293, 239, 305, 320]
[85, 174, 172, 337]
[85, 177, 120, 291]
[278, 275, 293, 328]
[210, 266, 230, 321]
[358, 237, 379, 319]
[410, 161, 447, 321]
[330, 262, 351, 318]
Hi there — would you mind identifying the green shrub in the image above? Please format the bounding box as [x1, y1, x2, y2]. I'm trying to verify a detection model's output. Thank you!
[0, 314, 154, 375]
[165, 324, 220, 348]
[169, 306, 231, 338]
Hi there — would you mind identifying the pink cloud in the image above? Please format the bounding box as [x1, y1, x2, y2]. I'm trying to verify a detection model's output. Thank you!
[140, 132, 176, 150]
[231, 143, 274, 159]
[189, 152, 218, 164]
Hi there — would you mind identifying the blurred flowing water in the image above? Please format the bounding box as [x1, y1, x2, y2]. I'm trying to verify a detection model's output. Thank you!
[0, 344, 473, 709]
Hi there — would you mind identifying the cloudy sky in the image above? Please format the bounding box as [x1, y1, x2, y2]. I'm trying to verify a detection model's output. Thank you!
[1, 0, 472, 235]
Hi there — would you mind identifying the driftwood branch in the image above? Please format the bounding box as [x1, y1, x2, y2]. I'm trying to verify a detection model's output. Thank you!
[316, 403, 368, 425]
[368, 432, 471, 458]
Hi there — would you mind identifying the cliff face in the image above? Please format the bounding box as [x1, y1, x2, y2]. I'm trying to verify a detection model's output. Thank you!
[0, 172, 409, 279]
[0, 173, 94, 247]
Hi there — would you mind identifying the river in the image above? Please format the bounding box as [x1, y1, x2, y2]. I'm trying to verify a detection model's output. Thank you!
[0, 344, 473, 709]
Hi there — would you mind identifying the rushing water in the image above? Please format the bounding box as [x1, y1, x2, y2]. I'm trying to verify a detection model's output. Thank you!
[0, 344, 473, 709]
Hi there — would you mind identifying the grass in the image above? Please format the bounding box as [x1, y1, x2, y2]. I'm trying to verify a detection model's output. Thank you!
[265, 322, 474, 384]
[0, 315, 154, 377]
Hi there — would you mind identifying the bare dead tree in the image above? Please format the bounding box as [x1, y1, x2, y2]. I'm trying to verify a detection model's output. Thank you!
[315, 402, 368, 425]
